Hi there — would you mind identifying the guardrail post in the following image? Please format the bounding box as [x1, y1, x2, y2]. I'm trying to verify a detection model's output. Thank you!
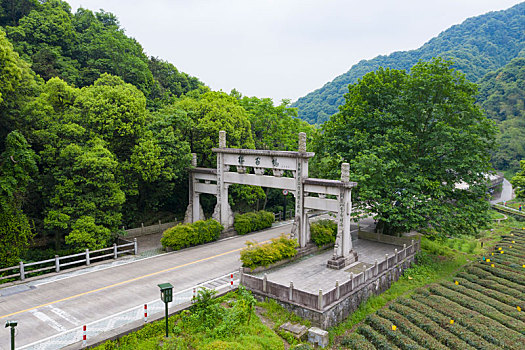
[363, 264, 367, 281]
[350, 272, 354, 291]
[239, 267, 243, 284]
[141, 222, 144, 235]
[335, 280, 340, 300]
[113, 243, 118, 259]
[394, 248, 398, 264]
[134, 238, 138, 255]
[55, 255, 60, 272]
[19, 261, 25, 281]
[263, 273, 267, 293]
[86, 249, 90, 266]
[385, 254, 389, 269]
[318, 289, 323, 310]
[289, 282, 293, 301]
[375, 259, 378, 275]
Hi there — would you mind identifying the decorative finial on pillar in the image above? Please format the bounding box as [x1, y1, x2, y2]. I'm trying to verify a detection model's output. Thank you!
[219, 130, 226, 148]
[341, 163, 350, 182]
[191, 153, 197, 167]
[298, 132, 306, 153]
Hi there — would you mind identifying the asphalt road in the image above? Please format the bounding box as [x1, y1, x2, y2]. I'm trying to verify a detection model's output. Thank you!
[0, 222, 294, 349]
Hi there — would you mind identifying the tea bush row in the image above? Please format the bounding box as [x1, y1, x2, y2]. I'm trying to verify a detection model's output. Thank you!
[389, 302, 473, 350]
[456, 271, 524, 299]
[412, 293, 523, 348]
[398, 298, 492, 349]
[376, 308, 448, 350]
[426, 284, 525, 333]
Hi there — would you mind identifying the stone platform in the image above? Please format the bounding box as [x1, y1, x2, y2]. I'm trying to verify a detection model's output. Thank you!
[254, 238, 401, 293]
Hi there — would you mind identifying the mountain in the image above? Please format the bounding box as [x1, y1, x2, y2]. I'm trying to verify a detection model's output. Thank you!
[292, 2, 525, 125]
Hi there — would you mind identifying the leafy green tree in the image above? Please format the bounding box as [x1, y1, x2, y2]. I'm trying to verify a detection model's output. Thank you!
[72, 7, 153, 95]
[43, 140, 125, 249]
[168, 90, 255, 167]
[5, 0, 79, 83]
[0, 0, 40, 27]
[0, 131, 37, 267]
[0, 207, 34, 268]
[235, 93, 316, 151]
[0, 28, 39, 152]
[148, 56, 202, 107]
[317, 58, 497, 236]
[478, 57, 525, 172]
[0, 131, 38, 210]
[510, 160, 525, 199]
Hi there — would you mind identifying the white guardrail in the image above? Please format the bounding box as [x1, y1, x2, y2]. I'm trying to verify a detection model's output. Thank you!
[0, 239, 138, 282]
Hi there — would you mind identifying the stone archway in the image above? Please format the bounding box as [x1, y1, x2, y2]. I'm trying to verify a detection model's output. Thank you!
[184, 131, 358, 269]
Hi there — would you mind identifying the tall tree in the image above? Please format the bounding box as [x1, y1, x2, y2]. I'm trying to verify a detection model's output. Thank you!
[317, 58, 497, 236]
[0, 131, 37, 267]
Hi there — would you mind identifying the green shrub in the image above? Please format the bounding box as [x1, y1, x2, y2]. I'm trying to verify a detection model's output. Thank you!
[310, 219, 337, 246]
[234, 210, 275, 235]
[161, 219, 223, 250]
[240, 235, 298, 269]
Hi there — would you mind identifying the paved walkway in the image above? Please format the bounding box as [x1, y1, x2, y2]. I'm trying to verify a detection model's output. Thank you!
[491, 178, 514, 204]
[257, 239, 401, 293]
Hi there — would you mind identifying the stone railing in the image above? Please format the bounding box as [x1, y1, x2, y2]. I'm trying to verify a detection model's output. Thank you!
[122, 220, 180, 238]
[241, 239, 420, 311]
[0, 240, 137, 283]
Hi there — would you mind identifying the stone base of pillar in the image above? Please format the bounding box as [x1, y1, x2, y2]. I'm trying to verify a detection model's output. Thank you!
[213, 203, 234, 229]
[326, 250, 358, 270]
[184, 202, 205, 224]
[183, 203, 192, 224]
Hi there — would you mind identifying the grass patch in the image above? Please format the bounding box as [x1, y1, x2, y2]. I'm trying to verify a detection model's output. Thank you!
[489, 210, 506, 220]
[94, 287, 284, 350]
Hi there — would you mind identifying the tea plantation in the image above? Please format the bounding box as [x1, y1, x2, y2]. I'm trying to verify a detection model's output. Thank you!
[340, 229, 525, 349]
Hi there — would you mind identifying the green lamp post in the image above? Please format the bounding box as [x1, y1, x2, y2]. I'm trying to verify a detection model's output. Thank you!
[5, 320, 17, 350]
[158, 283, 173, 338]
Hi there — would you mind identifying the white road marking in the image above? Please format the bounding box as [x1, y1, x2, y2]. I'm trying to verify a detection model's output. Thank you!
[30, 309, 67, 332]
[47, 305, 82, 326]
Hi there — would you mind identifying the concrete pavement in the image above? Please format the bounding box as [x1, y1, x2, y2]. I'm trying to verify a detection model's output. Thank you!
[0, 221, 293, 349]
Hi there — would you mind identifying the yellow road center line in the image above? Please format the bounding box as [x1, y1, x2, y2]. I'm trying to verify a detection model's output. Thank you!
[1, 239, 272, 319]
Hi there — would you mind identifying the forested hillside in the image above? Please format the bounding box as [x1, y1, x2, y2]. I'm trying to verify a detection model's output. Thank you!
[0, 0, 315, 266]
[0, 0, 202, 107]
[478, 57, 525, 172]
[292, 2, 525, 125]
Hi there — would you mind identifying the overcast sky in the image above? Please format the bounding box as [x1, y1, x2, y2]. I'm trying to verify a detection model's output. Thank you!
[66, 0, 523, 103]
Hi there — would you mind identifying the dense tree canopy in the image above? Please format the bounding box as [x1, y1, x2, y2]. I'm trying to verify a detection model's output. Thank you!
[478, 57, 525, 172]
[316, 59, 497, 236]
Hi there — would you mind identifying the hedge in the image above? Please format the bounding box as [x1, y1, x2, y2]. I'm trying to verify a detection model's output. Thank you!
[161, 219, 223, 251]
[310, 219, 337, 247]
[240, 235, 298, 269]
[234, 211, 275, 235]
